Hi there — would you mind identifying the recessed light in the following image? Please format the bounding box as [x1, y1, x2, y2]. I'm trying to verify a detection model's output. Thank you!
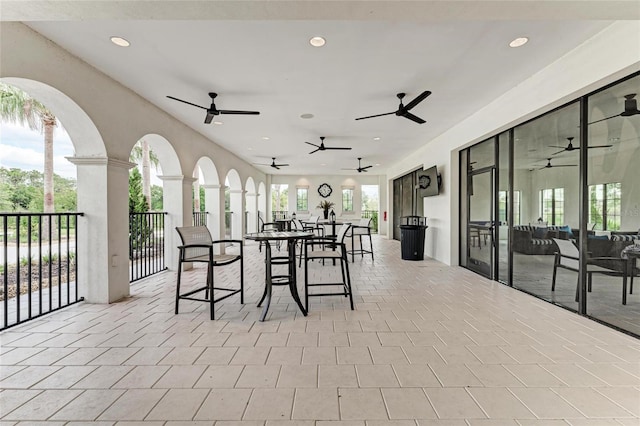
[509, 37, 529, 48]
[320, 163, 327, 166]
[213, 121, 223, 125]
[300, 113, 314, 119]
[375, 163, 381, 166]
[309, 36, 326, 47]
[110, 36, 130, 47]
[261, 136, 270, 140]
[247, 147, 253, 151]
[373, 137, 381, 141]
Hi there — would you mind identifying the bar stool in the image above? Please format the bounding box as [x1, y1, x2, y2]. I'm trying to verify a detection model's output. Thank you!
[346, 218, 374, 262]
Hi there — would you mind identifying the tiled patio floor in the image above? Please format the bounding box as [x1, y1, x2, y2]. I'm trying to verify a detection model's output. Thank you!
[1, 236, 639, 425]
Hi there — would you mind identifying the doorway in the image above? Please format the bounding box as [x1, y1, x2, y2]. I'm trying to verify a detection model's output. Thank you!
[466, 168, 495, 278]
[392, 169, 424, 241]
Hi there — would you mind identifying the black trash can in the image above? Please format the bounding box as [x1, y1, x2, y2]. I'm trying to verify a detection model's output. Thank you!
[400, 216, 428, 261]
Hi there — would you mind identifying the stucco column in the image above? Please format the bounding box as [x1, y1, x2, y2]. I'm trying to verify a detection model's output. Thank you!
[229, 189, 245, 240]
[158, 175, 196, 271]
[202, 184, 221, 240]
[66, 156, 134, 303]
[245, 192, 258, 233]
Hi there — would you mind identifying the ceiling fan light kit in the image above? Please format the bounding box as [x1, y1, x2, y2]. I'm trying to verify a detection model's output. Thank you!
[166, 92, 260, 124]
[305, 136, 352, 154]
[355, 90, 431, 124]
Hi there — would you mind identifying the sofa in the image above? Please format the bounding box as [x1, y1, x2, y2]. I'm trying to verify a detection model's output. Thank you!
[513, 225, 574, 255]
[586, 232, 640, 271]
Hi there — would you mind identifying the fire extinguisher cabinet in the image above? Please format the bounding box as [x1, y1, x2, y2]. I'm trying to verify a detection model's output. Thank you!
[399, 216, 428, 261]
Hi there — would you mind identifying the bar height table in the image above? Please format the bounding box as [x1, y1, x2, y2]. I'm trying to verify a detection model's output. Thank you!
[244, 231, 313, 321]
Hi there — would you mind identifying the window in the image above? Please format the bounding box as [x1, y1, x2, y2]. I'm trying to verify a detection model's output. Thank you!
[589, 183, 621, 231]
[540, 188, 564, 225]
[498, 190, 520, 225]
[296, 187, 308, 211]
[271, 184, 288, 212]
[342, 188, 354, 212]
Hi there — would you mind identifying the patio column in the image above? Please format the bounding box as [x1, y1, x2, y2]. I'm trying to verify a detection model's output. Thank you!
[245, 192, 258, 233]
[229, 189, 245, 240]
[67, 156, 134, 303]
[203, 184, 222, 254]
[158, 175, 196, 271]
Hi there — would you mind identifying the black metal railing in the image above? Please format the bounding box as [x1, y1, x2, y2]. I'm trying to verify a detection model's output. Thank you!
[129, 212, 167, 282]
[362, 210, 379, 233]
[272, 210, 288, 221]
[1, 212, 84, 331]
[193, 211, 208, 226]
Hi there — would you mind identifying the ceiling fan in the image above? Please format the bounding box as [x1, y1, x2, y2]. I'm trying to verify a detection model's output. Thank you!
[355, 90, 431, 124]
[166, 92, 260, 124]
[549, 136, 612, 155]
[589, 93, 640, 125]
[305, 136, 352, 154]
[341, 157, 373, 173]
[255, 157, 289, 170]
[536, 158, 577, 170]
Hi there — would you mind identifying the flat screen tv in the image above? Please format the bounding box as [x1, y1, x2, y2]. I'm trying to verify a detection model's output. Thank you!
[418, 165, 440, 197]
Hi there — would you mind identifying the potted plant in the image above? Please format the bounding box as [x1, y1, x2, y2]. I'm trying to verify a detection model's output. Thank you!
[317, 200, 335, 219]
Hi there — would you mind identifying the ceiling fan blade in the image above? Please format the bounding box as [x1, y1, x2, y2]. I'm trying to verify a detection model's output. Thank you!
[360, 169, 368, 172]
[305, 142, 319, 148]
[341, 168, 358, 170]
[548, 145, 568, 149]
[553, 164, 578, 167]
[325, 147, 352, 150]
[219, 110, 260, 115]
[204, 111, 214, 124]
[551, 149, 566, 156]
[403, 90, 432, 111]
[166, 95, 208, 110]
[355, 111, 395, 121]
[588, 113, 621, 125]
[273, 165, 280, 170]
[403, 112, 426, 124]
[589, 144, 613, 149]
[360, 165, 373, 170]
[309, 148, 320, 154]
[275, 163, 289, 167]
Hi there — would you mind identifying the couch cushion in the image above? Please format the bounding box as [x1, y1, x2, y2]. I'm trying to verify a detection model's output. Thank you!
[588, 235, 609, 240]
[611, 234, 639, 242]
[533, 227, 548, 238]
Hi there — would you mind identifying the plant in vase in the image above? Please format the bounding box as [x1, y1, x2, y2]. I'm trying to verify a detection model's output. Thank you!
[317, 200, 335, 219]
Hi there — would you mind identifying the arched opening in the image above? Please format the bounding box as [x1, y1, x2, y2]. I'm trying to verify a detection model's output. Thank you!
[245, 177, 258, 234]
[132, 134, 183, 273]
[0, 77, 115, 310]
[225, 169, 243, 240]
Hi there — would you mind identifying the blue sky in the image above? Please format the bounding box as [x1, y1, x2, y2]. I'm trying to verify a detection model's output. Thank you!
[0, 120, 77, 179]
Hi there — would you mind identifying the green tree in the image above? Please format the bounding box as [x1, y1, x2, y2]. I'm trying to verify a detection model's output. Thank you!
[129, 168, 147, 213]
[0, 83, 58, 221]
[129, 139, 159, 210]
[151, 185, 163, 211]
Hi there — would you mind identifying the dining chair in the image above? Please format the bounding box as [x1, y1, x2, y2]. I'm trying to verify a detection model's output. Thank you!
[303, 223, 354, 311]
[175, 226, 244, 320]
[551, 238, 629, 304]
[258, 215, 281, 252]
[346, 217, 374, 262]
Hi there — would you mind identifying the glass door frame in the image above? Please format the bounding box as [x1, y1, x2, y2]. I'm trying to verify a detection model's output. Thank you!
[465, 165, 497, 280]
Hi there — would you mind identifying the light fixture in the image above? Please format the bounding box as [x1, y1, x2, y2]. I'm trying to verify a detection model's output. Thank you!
[320, 163, 327, 166]
[375, 163, 381, 166]
[309, 36, 326, 47]
[110, 36, 130, 47]
[300, 113, 314, 119]
[213, 121, 223, 125]
[247, 147, 253, 151]
[373, 137, 381, 141]
[261, 136, 270, 140]
[509, 37, 529, 48]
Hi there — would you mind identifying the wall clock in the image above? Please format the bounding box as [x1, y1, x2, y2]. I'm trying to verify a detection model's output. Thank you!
[318, 183, 332, 198]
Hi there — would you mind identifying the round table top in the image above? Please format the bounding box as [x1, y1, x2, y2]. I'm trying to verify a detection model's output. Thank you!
[244, 231, 314, 241]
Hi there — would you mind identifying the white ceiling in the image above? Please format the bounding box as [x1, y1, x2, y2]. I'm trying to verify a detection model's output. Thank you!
[4, 1, 632, 175]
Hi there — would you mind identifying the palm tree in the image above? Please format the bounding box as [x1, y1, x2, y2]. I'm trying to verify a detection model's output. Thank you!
[0, 82, 57, 236]
[130, 139, 159, 210]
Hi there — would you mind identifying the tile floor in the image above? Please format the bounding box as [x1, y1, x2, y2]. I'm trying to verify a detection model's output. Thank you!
[1, 236, 639, 425]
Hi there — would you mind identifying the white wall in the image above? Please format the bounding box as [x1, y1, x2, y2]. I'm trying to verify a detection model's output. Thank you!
[270, 174, 387, 235]
[384, 21, 640, 265]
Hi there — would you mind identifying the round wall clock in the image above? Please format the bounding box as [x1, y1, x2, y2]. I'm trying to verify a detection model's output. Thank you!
[318, 183, 332, 198]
